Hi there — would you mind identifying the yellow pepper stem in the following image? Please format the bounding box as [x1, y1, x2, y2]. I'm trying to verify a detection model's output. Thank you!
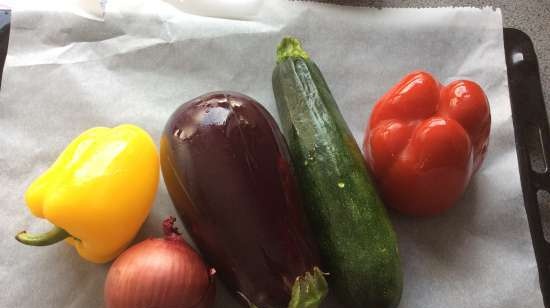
[15, 226, 71, 246]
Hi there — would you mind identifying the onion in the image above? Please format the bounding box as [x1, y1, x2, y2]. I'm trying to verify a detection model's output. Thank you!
[104, 217, 216, 308]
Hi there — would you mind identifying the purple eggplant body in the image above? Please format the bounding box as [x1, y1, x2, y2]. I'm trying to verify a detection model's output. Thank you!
[160, 91, 320, 308]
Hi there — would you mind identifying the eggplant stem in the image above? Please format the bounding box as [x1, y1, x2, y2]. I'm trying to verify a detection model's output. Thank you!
[288, 267, 328, 308]
[237, 292, 259, 308]
[15, 226, 71, 246]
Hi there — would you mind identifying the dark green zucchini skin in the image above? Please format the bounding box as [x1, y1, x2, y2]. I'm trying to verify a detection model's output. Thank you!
[272, 38, 403, 308]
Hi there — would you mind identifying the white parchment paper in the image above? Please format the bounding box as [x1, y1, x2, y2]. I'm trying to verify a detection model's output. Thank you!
[0, 1, 542, 307]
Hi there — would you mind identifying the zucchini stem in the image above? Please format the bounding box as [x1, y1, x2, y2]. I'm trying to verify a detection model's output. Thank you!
[277, 37, 309, 63]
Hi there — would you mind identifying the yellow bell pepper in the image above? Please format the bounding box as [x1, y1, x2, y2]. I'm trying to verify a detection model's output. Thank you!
[16, 124, 159, 263]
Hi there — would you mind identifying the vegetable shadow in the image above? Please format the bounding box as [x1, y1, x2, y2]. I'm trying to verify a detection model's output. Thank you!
[389, 175, 483, 304]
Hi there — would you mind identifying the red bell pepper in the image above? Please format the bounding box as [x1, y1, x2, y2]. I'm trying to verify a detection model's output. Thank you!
[363, 71, 491, 216]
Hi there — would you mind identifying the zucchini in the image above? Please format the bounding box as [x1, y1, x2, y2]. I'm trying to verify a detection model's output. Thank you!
[272, 37, 403, 308]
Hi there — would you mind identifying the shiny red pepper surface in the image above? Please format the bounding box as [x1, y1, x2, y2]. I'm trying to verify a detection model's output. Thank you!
[363, 71, 491, 216]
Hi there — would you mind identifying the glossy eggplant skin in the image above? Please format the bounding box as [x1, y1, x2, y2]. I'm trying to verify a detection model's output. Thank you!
[160, 91, 320, 308]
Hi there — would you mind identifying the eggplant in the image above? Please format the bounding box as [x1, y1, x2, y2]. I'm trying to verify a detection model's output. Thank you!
[160, 91, 327, 308]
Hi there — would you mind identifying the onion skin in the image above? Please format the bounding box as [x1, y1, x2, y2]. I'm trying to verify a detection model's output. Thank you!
[104, 217, 215, 308]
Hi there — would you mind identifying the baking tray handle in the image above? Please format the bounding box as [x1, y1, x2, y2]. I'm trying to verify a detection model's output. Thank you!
[0, 9, 10, 90]
[504, 27, 550, 307]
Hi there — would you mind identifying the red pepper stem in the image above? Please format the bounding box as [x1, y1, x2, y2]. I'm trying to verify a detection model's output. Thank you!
[15, 226, 71, 246]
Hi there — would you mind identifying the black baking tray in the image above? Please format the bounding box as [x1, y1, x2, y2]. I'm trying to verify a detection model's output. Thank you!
[0, 13, 547, 306]
[0, 9, 10, 90]
[505, 27, 550, 307]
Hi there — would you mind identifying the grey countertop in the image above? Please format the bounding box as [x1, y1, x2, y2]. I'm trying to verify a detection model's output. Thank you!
[315, 0, 550, 107]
